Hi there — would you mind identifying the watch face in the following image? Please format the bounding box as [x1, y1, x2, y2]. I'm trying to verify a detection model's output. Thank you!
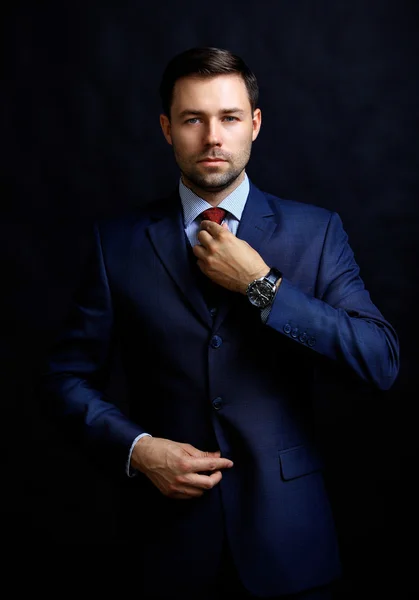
[247, 281, 274, 308]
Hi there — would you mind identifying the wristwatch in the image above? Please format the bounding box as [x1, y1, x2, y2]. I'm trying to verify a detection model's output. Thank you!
[246, 267, 282, 309]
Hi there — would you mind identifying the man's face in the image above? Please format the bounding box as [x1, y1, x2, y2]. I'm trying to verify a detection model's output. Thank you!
[160, 74, 261, 195]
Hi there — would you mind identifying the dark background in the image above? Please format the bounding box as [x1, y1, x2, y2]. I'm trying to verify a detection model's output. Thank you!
[2, 0, 418, 593]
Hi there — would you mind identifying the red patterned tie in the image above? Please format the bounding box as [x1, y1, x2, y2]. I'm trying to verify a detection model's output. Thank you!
[200, 207, 226, 225]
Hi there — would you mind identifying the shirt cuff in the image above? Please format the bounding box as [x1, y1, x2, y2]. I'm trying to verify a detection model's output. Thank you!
[126, 432, 152, 477]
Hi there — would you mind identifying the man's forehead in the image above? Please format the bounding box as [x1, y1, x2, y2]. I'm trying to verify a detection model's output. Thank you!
[172, 74, 249, 110]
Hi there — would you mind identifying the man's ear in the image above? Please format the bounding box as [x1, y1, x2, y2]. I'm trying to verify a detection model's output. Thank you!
[160, 114, 172, 145]
[251, 108, 262, 142]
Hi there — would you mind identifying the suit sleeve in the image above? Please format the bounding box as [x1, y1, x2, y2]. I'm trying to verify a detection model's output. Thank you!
[40, 222, 146, 474]
[266, 211, 400, 390]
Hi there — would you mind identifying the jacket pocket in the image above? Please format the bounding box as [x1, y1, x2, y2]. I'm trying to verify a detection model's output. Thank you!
[278, 444, 324, 481]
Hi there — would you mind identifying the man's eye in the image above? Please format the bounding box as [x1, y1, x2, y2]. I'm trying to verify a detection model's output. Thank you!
[223, 116, 238, 122]
[186, 118, 200, 124]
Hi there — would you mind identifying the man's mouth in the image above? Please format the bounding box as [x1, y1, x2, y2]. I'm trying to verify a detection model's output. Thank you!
[198, 158, 226, 163]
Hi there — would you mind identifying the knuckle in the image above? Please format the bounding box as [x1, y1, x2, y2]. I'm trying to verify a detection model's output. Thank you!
[178, 459, 190, 472]
[214, 471, 222, 482]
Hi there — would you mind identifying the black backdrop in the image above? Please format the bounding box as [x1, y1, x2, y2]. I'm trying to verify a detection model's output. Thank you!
[2, 0, 418, 593]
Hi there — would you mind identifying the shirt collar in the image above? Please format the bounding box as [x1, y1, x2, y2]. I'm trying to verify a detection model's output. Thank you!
[179, 172, 250, 227]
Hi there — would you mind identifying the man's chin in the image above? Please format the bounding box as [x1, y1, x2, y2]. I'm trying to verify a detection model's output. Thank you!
[189, 173, 238, 192]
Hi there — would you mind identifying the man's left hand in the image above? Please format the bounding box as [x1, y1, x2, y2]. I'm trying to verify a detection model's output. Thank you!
[193, 220, 269, 294]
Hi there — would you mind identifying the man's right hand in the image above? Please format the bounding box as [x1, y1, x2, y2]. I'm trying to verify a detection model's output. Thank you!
[130, 436, 234, 500]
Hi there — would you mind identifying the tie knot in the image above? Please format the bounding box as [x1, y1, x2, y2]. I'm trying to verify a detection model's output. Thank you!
[200, 207, 226, 225]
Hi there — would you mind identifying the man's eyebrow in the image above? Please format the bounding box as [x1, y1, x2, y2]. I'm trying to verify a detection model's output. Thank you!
[219, 108, 246, 116]
[178, 108, 246, 119]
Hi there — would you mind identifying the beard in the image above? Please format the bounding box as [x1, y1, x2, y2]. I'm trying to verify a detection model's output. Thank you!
[172, 142, 252, 193]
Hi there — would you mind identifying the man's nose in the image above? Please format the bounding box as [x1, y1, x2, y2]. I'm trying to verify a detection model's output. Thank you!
[203, 120, 222, 146]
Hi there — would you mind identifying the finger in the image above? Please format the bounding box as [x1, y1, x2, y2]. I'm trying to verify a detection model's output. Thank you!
[171, 488, 205, 499]
[200, 219, 223, 233]
[180, 443, 233, 473]
[200, 221, 227, 239]
[190, 456, 234, 472]
[188, 470, 223, 490]
[169, 471, 223, 498]
[192, 241, 206, 258]
[196, 229, 214, 247]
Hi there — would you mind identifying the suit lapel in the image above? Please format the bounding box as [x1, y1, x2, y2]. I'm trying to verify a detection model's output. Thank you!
[236, 182, 277, 251]
[147, 193, 213, 328]
[214, 182, 277, 327]
[145, 182, 278, 330]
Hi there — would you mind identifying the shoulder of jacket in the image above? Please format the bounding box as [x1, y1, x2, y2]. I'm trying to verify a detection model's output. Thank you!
[262, 189, 336, 223]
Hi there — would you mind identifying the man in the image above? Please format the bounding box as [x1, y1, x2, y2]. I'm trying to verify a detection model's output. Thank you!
[42, 47, 400, 598]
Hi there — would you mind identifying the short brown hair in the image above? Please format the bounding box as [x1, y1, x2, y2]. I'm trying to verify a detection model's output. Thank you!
[159, 46, 259, 119]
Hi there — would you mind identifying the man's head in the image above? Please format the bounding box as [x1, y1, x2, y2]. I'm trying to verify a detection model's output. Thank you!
[159, 47, 262, 200]
[159, 47, 259, 120]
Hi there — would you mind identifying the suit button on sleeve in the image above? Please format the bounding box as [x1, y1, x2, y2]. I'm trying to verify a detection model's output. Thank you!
[299, 332, 308, 343]
[307, 337, 316, 347]
[291, 327, 299, 338]
[283, 323, 292, 334]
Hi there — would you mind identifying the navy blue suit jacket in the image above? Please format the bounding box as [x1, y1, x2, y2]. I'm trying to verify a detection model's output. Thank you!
[43, 180, 399, 596]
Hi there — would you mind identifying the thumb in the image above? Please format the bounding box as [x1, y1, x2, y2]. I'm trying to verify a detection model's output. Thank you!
[180, 443, 219, 458]
[196, 449, 221, 458]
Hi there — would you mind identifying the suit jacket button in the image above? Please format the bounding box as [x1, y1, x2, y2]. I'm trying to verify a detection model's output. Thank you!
[212, 397, 223, 410]
[308, 337, 316, 346]
[291, 327, 299, 338]
[283, 323, 292, 334]
[299, 332, 308, 343]
[210, 335, 223, 349]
